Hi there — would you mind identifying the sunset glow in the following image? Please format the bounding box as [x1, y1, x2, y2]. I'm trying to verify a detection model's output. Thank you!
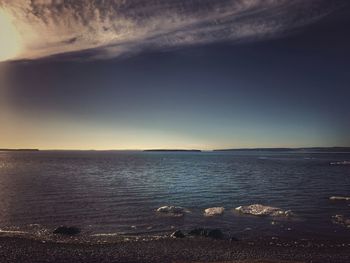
[0, 1, 348, 149]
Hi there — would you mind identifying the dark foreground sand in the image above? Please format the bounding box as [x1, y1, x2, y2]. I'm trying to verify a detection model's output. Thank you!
[0, 236, 350, 263]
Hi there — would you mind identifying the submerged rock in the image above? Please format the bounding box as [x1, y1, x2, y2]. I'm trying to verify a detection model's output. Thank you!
[207, 229, 224, 239]
[204, 207, 225, 216]
[156, 206, 186, 216]
[188, 228, 224, 239]
[329, 196, 350, 201]
[332, 215, 350, 228]
[235, 204, 292, 217]
[53, 226, 80, 236]
[188, 228, 203, 236]
[170, 230, 185, 238]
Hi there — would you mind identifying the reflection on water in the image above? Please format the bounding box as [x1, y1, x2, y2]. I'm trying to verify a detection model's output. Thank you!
[0, 150, 349, 240]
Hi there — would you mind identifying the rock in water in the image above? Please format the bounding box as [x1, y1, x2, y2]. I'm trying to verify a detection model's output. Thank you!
[204, 207, 225, 216]
[156, 206, 186, 216]
[332, 215, 350, 228]
[171, 230, 185, 238]
[188, 228, 224, 239]
[329, 196, 350, 201]
[207, 229, 224, 239]
[188, 228, 205, 236]
[235, 204, 292, 217]
[53, 226, 80, 235]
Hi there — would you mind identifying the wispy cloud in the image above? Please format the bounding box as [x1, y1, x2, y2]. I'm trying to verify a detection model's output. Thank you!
[0, 0, 341, 60]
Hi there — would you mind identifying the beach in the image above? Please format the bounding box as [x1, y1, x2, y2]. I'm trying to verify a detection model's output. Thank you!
[1, 235, 350, 263]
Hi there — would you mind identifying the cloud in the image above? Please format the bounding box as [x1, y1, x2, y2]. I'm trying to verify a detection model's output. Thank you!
[0, 0, 342, 60]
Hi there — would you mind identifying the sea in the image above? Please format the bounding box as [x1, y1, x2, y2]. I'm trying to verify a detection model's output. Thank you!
[0, 150, 349, 242]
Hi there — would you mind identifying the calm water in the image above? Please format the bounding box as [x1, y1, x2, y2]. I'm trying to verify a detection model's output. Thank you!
[0, 150, 349, 240]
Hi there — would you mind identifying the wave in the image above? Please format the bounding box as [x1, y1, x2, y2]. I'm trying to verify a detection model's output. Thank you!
[330, 161, 350, 166]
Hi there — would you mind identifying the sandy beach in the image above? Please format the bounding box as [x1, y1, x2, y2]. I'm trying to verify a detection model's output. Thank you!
[1, 236, 349, 263]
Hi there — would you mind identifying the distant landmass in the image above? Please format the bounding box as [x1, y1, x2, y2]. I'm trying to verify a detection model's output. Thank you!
[1, 147, 349, 153]
[213, 147, 350, 152]
[0, 149, 39, 152]
[144, 149, 202, 152]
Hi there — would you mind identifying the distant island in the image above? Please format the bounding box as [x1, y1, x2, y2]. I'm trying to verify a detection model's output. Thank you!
[144, 149, 202, 152]
[213, 147, 350, 152]
[0, 149, 39, 152]
[1, 147, 349, 153]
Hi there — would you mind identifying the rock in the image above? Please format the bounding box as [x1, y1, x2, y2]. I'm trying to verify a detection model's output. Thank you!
[156, 206, 185, 215]
[332, 215, 350, 228]
[329, 196, 350, 201]
[53, 226, 80, 236]
[204, 207, 225, 216]
[170, 230, 185, 238]
[229, 236, 239, 242]
[207, 229, 224, 239]
[235, 204, 292, 217]
[188, 228, 224, 239]
[188, 228, 205, 236]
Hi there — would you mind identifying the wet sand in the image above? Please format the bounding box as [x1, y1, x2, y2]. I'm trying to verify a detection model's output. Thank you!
[0, 236, 349, 263]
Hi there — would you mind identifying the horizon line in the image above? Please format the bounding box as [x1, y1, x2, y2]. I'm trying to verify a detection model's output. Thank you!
[1, 146, 350, 152]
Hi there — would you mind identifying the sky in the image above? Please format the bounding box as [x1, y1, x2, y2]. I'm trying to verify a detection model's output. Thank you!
[0, 0, 349, 150]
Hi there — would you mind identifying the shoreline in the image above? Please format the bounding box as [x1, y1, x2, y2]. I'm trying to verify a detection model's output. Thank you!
[0, 235, 350, 263]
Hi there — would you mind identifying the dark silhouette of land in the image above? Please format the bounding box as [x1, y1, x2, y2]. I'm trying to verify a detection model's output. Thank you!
[1, 147, 349, 153]
[213, 147, 350, 152]
[144, 149, 202, 152]
[0, 149, 39, 152]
